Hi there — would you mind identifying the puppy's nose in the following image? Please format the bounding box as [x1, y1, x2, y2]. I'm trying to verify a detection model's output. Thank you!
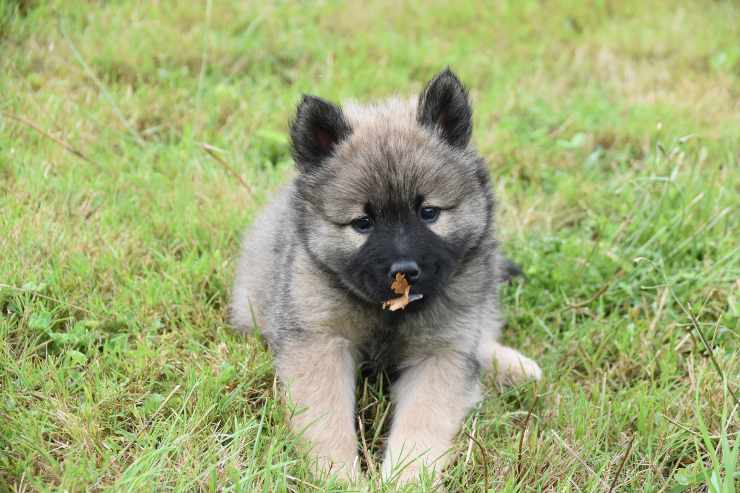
[389, 260, 421, 282]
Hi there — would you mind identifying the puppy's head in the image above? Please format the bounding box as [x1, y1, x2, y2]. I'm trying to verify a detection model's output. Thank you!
[292, 69, 493, 307]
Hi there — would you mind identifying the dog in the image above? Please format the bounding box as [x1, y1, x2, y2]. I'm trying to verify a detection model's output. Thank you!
[230, 68, 542, 485]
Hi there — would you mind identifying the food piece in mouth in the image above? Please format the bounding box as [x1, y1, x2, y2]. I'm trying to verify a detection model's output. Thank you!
[381, 273, 424, 311]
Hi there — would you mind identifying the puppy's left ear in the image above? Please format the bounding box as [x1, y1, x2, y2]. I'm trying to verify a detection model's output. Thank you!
[417, 68, 473, 149]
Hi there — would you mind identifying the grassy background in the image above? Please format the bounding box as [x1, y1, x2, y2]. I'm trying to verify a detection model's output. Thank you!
[1, 1, 738, 491]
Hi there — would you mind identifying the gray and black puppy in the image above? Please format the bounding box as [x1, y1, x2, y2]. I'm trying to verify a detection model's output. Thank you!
[230, 69, 541, 484]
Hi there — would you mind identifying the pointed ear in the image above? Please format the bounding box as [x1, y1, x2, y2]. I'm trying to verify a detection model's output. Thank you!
[417, 69, 473, 149]
[290, 95, 351, 172]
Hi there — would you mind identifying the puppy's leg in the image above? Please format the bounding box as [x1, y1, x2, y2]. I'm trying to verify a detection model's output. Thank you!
[276, 335, 359, 482]
[491, 342, 542, 385]
[382, 353, 480, 485]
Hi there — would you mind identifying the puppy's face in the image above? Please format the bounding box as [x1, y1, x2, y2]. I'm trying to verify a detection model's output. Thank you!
[293, 70, 492, 307]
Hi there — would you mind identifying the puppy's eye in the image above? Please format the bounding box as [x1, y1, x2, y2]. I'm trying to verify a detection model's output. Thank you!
[351, 216, 374, 233]
[419, 206, 441, 223]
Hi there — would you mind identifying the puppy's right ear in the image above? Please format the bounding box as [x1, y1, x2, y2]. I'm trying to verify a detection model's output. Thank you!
[290, 95, 351, 172]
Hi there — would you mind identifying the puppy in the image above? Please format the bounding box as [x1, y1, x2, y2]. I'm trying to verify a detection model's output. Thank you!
[230, 69, 542, 484]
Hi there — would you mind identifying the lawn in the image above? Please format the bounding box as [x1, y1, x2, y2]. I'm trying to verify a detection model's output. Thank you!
[1, 1, 738, 491]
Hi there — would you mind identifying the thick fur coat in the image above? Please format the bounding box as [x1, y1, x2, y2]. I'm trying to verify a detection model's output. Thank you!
[230, 69, 541, 485]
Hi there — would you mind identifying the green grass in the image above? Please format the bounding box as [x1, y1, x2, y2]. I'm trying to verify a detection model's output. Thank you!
[1, 1, 738, 491]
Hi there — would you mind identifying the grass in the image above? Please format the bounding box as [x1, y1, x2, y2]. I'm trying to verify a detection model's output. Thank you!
[0, 0, 738, 491]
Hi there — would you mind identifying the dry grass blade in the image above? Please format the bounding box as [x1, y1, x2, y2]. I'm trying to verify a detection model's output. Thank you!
[464, 414, 478, 465]
[462, 429, 491, 493]
[564, 269, 625, 311]
[357, 415, 377, 480]
[62, 26, 146, 148]
[201, 143, 255, 198]
[659, 414, 738, 440]
[0, 283, 96, 316]
[1, 111, 92, 164]
[284, 475, 321, 491]
[550, 430, 611, 491]
[684, 303, 739, 407]
[607, 434, 636, 493]
[516, 393, 539, 482]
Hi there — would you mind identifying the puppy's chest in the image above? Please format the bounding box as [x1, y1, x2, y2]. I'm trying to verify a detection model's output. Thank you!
[357, 322, 409, 378]
[358, 314, 444, 377]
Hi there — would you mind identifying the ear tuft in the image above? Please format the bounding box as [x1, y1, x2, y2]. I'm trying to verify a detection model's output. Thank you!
[290, 95, 351, 172]
[417, 68, 473, 149]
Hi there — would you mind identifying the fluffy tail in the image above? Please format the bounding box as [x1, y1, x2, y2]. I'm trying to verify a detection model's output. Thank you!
[497, 254, 524, 284]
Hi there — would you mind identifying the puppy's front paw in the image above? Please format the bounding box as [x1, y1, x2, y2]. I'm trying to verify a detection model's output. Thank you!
[314, 455, 361, 485]
[507, 354, 542, 384]
[494, 346, 542, 386]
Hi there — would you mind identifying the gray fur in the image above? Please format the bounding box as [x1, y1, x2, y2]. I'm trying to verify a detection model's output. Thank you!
[229, 70, 541, 485]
